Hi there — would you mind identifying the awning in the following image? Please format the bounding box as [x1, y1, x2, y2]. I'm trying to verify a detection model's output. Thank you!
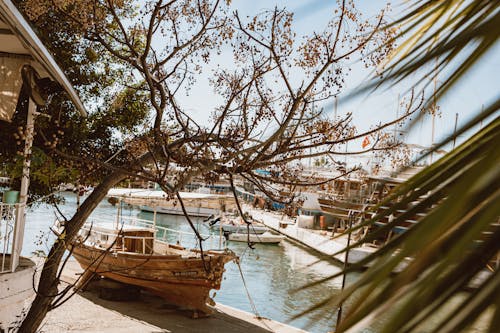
[0, 0, 87, 121]
[0, 56, 24, 121]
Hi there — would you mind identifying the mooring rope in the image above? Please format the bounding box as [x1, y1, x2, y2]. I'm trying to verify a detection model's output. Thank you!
[235, 259, 275, 332]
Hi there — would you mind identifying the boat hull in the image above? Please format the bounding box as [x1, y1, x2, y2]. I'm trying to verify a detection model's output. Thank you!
[70, 242, 233, 314]
[211, 223, 268, 234]
[318, 198, 364, 220]
[227, 231, 285, 244]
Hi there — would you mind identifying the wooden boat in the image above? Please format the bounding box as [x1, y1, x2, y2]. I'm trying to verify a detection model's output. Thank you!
[318, 198, 365, 219]
[226, 231, 285, 244]
[59, 220, 235, 315]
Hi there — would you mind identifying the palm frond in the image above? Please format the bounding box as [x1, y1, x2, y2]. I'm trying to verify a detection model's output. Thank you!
[333, 116, 500, 332]
[304, 1, 500, 332]
[382, 0, 499, 96]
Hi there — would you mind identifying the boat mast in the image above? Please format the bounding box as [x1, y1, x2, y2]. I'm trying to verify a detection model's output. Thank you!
[219, 199, 224, 249]
[334, 95, 338, 119]
[115, 198, 122, 229]
[336, 211, 354, 330]
[430, 59, 438, 164]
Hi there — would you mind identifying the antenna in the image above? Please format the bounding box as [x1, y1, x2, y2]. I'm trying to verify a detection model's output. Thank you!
[394, 93, 400, 140]
[334, 96, 338, 119]
[453, 113, 458, 149]
[430, 60, 438, 164]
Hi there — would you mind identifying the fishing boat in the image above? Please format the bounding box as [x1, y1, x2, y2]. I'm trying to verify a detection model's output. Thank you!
[226, 231, 285, 244]
[55, 217, 235, 315]
[318, 177, 368, 223]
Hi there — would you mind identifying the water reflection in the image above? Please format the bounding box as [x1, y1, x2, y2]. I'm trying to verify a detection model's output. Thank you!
[214, 237, 347, 332]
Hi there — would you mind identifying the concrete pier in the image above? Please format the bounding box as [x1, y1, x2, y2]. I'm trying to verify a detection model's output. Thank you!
[243, 205, 376, 264]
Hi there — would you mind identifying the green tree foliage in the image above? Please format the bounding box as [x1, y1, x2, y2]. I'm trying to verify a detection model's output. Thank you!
[1, 1, 150, 203]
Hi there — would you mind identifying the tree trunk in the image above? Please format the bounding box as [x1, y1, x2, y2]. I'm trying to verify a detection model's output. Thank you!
[18, 170, 128, 333]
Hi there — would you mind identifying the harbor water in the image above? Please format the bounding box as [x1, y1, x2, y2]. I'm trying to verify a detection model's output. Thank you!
[22, 193, 359, 333]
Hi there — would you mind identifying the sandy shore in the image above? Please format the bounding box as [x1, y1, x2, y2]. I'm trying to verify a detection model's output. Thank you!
[40, 260, 305, 333]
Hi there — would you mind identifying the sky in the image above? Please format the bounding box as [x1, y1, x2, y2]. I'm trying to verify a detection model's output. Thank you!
[169, 0, 499, 165]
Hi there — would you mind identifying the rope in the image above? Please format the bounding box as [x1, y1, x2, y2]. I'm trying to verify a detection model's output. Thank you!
[235, 259, 275, 332]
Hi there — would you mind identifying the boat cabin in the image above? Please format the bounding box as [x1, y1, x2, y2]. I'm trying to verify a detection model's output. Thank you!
[82, 223, 155, 255]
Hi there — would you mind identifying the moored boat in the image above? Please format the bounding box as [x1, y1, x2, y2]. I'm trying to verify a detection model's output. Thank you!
[107, 188, 236, 218]
[56, 218, 235, 315]
[139, 204, 217, 218]
[207, 216, 268, 234]
[227, 231, 285, 244]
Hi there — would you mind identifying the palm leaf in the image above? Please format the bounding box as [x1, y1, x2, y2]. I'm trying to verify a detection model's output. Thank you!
[301, 1, 500, 332]
[332, 117, 500, 332]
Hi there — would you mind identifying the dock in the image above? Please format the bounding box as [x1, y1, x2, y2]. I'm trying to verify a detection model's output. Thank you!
[44, 259, 306, 333]
[243, 205, 375, 264]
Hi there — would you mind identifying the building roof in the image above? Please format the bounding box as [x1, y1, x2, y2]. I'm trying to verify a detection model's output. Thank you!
[0, 0, 87, 117]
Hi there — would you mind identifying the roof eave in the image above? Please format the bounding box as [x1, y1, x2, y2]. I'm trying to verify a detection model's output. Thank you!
[0, 1, 87, 117]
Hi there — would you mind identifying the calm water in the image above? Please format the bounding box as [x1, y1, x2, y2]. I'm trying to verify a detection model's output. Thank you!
[22, 193, 362, 333]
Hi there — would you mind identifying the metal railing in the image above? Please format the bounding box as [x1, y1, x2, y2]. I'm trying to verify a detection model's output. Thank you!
[0, 202, 21, 273]
[79, 223, 156, 254]
[122, 216, 226, 250]
[81, 215, 226, 253]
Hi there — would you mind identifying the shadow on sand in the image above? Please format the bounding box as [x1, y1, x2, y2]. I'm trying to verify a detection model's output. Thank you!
[74, 280, 272, 333]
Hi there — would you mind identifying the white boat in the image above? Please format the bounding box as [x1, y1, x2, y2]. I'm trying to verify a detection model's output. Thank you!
[107, 188, 237, 218]
[213, 222, 268, 234]
[207, 216, 268, 234]
[227, 231, 285, 244]
[139, 205, 217, 218]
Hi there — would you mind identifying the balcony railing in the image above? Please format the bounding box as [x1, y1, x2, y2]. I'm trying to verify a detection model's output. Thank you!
[0, 202, 22, 273]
